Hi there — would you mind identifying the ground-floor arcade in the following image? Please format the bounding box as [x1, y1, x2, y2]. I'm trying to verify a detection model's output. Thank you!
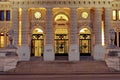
[26, 26, 93, 61]
[0, 7, 120, 61]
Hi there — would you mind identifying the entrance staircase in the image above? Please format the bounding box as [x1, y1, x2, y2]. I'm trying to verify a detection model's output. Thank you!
[7, 60, 112, 74]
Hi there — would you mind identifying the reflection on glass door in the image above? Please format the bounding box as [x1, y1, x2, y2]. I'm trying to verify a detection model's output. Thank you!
[31, 34, 44, 56]
[55, 34, 68, 56]
[80, 34, 91, 56]
[79, 28, 91, 56]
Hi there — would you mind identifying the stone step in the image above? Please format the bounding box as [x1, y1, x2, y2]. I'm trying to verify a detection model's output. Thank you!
[7, 61, 111, 74]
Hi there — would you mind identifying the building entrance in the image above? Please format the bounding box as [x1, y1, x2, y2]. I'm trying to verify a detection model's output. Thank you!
[31, 28, 44, 57]
[55, 34, 68, 56]
[79, 28, 91, 56]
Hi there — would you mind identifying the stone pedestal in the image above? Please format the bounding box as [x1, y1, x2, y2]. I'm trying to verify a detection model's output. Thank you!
[0, 49, 18, 71]
[44, 44, 54, 61]
[93, 44, 105, 61]
[0, 57, 4, 71]
[17, 44, 30, 61]
[69, 44, 79, 61]
[4, 56, 18, 71]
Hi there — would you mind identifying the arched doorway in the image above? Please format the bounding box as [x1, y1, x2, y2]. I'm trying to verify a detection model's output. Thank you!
[54, 13, 69, 57]
[31, 28, 44, 56]
[79, 28, 91, 56]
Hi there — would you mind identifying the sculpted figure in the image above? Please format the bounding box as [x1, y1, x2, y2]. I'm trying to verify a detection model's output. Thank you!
[109, 29, 115, 46]
[8, 29, 14, 46]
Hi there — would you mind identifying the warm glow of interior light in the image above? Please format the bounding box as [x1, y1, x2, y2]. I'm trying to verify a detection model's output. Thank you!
[119, 10, 120, 20]
[33, 28, 43, 34]
[0, 36, 4, 47]
[55, 28, 68, 34]
[55, 14, 68, 21]
[18, 8, 22, 46]
[113, 10, 116, 20]
[102, 21, 105, 46]
[80, 28, 91, 34]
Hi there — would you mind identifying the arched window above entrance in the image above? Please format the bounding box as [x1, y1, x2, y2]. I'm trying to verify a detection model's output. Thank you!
[80, 28, 91, 34]
[54, 13, 68, 21]
[32, 28, 43, 34]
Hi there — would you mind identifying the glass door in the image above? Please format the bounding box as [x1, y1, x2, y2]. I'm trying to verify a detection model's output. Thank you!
[80, 34, 91, 56]
[55, 34, 68, 56]
[79, 28, 91, 56]
[31, 34, 44, 56]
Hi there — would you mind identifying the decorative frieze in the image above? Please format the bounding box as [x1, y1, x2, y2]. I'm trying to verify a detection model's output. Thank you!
[10, 0, 112, 8]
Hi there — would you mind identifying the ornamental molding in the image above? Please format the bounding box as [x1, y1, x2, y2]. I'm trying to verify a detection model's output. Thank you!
[78, 21, 91, 27]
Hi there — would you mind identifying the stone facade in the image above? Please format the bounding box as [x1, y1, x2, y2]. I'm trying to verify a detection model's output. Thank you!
[0, 0, 120, 61]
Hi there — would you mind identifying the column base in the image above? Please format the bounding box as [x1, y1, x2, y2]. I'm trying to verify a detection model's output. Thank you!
[69, 44, 80, 61]
[17, 44, 30, 61]
[44, 44, 55, 61]
[93, 44, 105, 61]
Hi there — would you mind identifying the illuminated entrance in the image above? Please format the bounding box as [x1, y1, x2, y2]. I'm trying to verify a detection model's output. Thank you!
[54, 13, 69, 56]
[31, 28, 44, 56]
[55, 29, 69, 56]
[79, 28, 91, 56]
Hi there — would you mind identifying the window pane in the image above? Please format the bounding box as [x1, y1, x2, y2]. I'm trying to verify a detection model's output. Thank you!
[113, 10, 117, 20]
[0, 11, 4, 21]
[119, 10, 120, 20]
[6, 10, 10, 21]
[0, 33, 4, 48]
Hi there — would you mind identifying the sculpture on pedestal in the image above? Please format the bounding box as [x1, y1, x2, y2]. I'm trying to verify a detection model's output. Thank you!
[7, 29, 16, 49]
[108, 29, 116, 48]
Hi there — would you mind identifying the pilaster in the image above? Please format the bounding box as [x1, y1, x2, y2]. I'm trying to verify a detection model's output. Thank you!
[93, 8, 105, 61]
[69, 8, 79, 61]
[12, 8, 19, 46]
[104, 8, 112, 46]
[94, 8, 102, 45]
[44, 8, 54, 61]
[22, 8, 29, 45]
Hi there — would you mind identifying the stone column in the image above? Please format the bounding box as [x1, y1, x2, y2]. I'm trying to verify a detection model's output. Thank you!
[69, 8, 79, 61]
[18, 8, 30, 61]
[4, 10, 7, 47]
[44, 8, 54, 61]
[11, 8, 19, 47]
[93, 8, 105, 61]
[94, 8, 102, 45]
[104, 8, 112, 46]
[22, 8, 29, 45]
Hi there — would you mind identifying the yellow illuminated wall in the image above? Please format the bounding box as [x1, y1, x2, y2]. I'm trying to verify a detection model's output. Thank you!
[18, 8, 22, 46]
[113, 10, 117, 20]
[102, 21, 105, 46]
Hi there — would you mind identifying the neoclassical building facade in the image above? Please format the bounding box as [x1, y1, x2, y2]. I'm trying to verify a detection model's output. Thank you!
[0, 0, 120, 61]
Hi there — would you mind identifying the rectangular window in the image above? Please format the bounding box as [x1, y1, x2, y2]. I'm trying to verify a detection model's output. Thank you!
[0, 10, 4, 21]
[0, 33, 4, 48]
[6, 10, 10, 21]
[113, 10, 117, 20]
[118, 10, 120, 20]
